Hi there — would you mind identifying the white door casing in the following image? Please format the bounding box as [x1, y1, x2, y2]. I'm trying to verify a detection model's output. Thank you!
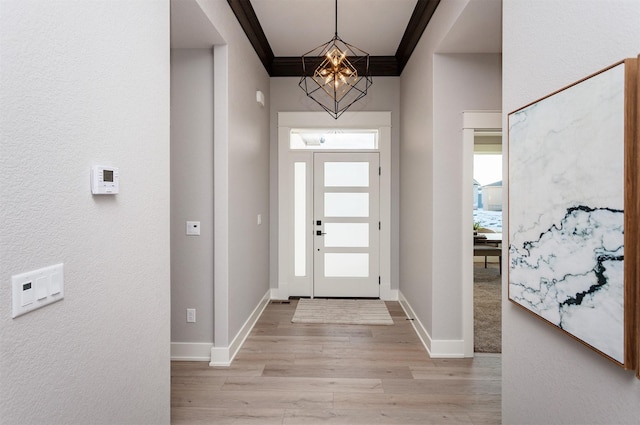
[277, 112, 393, 300]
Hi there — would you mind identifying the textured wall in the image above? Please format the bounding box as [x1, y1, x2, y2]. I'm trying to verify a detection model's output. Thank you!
[431, 53, 502, 339]
[398, 0, 470, 342]
[400, 2, 502, 350]
[0, 1, 170, 424]
[195, 0, 271, 345]
[502, 0, 640, 423]
[170, 49, 215, 346]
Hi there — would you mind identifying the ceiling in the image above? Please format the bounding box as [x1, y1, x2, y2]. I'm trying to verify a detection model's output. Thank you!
[227, 0, 502, 77]
[251, 0, 417, 57]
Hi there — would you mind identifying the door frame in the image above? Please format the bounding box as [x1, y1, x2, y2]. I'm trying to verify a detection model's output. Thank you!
[461, 111, 502, 357]
[276, 112, 393, 300]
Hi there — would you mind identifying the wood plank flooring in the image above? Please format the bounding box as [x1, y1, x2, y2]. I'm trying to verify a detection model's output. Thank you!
[171, 300, 501, 424]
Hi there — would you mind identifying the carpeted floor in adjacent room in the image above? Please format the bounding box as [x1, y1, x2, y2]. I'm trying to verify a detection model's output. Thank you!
[474, 263, 502, 353]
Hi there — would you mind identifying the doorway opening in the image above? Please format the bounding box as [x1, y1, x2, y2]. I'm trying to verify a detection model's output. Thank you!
[277, 112, 393, 300]
[462, 111, 502, 357]
[472, 131, 502, 354]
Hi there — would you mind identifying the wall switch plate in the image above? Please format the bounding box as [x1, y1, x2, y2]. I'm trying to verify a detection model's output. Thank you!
[257, 214, 262, 225]
[12, 264, 64, 318]
[186, 221, 200, 236]
[186, 308, 196, 323]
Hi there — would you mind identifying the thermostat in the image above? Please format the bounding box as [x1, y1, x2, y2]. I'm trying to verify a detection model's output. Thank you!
[91, 165, 119, 195]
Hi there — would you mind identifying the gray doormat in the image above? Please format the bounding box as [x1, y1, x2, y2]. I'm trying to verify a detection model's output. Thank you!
[292, 298, 394, 325]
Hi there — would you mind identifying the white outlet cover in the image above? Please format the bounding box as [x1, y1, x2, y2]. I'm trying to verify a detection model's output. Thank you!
[186, 221, 201, 236]
[186, 308, 196, 323]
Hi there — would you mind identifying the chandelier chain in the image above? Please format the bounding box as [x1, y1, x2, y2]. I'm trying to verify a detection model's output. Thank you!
[334, 0, 338, 37]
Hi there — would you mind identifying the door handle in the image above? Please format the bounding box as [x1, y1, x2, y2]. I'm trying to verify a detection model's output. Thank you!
[316, 230, 326, 236]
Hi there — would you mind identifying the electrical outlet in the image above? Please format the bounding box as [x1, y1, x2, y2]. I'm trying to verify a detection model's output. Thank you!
[186, 221, 200, 236]
[186, 308, 196, 323]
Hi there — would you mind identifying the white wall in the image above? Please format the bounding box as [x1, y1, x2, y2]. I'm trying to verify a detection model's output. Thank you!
[170, 49, 214, 348]
[269, 77, 401, 292]
[502, 0, 640, 423]
[399, 0, 468, 341]
[0, 1, 170, 424]
[195, 0, 271, 347]
[399, 0, 503, 353]
[432, 53, 502, 339]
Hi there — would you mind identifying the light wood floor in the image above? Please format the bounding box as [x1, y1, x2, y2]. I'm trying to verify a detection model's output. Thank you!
[171, 300, 501, 424]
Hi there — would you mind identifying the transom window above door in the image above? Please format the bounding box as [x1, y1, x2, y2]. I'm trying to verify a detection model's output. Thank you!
[290, 129, 378, 150]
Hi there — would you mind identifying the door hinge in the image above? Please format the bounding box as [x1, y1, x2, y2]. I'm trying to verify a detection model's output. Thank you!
[379, 276, 381, 285]
[379, 166, 381, 176]
[378, 221, 381, 230]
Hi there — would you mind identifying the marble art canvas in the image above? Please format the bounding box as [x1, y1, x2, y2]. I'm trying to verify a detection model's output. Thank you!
[508, 62, 629, 365]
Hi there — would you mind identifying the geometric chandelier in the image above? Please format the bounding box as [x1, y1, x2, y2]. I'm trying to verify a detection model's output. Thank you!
[298, 0, 373, 119]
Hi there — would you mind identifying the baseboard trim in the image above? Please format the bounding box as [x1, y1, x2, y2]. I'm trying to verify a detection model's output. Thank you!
[210, 290, 271, 367]
[398, 291, 464, 358]
[381, 288, 399, 301]
[171, 342, 214, 361]
[431, 339, 465, 358]
[270, 286, 289, 300]
[398, 291, 432, 356]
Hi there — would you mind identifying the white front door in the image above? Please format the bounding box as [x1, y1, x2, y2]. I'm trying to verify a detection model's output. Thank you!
[313, 153, 380, 298]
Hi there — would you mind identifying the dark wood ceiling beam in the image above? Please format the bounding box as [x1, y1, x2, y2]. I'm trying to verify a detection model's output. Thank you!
[227, 0, 274, 74]
[227, 0, 440, 77]
[368, 56, 401, 76]
[395, 0, 441, 74]
[272, 56, 399, 77]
